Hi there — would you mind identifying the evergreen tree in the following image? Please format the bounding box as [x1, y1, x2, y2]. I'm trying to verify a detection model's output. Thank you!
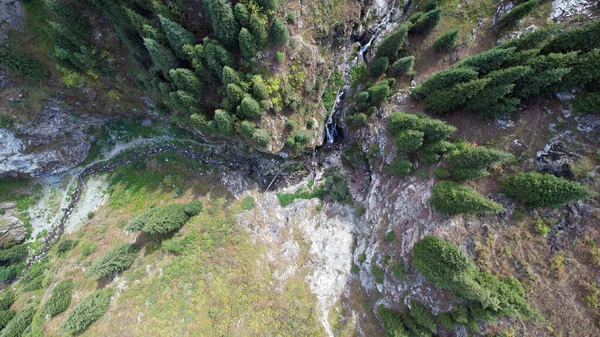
[249, 14, 268, 46]
[143, 38, 178, 76]
[573, 92, 600, 114]
[501, 172, 595, 207]
[169, 68, 202, 93]
[367, 81, 394, 105]
[561, 49, 600, 91]
[496, 26, 557, 51]
[415, 117, 456, 142]
[214, 109, 235, 135]
[252, 128, 271, 147]
[238, 96, 261, 118]
[430, 181, 504, 215]
[256, 0, 279, 11]
[412, 67, 479, 99]
[184, 44, 206, 75]
[222, 65, 241, 85]
[45, 279, 73, 317]
[226, 83, 245, 104]
[201, 0, 240, 47]
[270, 17, 290, 46]
[447, 146, 512, 180]
[395, 130, 424, 153]
[234, 3, 250, 27]
[375, 23, 410, 59]
[251, 75, 268, 100]
[454, 47, 516, 74]
[410, 8, 442, 34]
[423, 0, 438, 11]
[388, 111, 420, 134]
[494, 0, 541, 33]
[383, 157, 413, 176]
[159, 15, 195, 59]
[541, 19, 600, 54]
[239, 28, 258, 59]
[391, 56, 416, 76]
[204, 40, 235, 78]
[85, 244, 139, 279]
[423, 78, 490, 113]
[369, 57, 390, 77]
[434, 28, 459, 52]
[60, 288, 114, 334]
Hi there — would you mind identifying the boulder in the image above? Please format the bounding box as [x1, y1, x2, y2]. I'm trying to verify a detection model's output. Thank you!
[0, 215, 27, 247]
[0, 0, 24, 45]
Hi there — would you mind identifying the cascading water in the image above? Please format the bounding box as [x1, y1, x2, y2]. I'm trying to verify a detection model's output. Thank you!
[323, 3, 399, 144]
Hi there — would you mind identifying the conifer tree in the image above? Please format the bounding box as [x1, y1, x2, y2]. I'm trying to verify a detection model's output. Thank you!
[214, 109, 235, 135]
[430, 181, 503, 215]
[256, 0, 279, 11]
[494, 0, 541, 33]
[375, 23, 410, 59]
[143, 38, 178, 76]
[169, 68, 202, 93]
[270, 17, 290, 46]
[447, 146, 512, 180]
[202, 0, 240, 47]
[434, 28, 459, 52]
[501, 172, 595, 207]
[541, 19, 600, 54]
[391, 56, 416, 76]
[159, 16, 195, 60]
[410, 8, 442, 34]
[239, 28, 258, 59]
[249, 14, 268, 46]
[234, 3, 250, 26]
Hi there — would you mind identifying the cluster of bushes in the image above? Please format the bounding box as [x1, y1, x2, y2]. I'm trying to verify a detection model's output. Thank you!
[60, 287, 114, 334]
[125, 200, 202, 235]
[84, 243, 139, 279]
[383, 111, 456, 176]
[19, 259, 49, 293]
[348, 79, 396, 125]
[377, 236, 537, 335]
[413, 20, 600, 118]
[45, 279, 74, 317]
[0, 290, 15, 330]
[1, 306, 35, 337]
[0, 49, 49, 80]
[501, 172, 595, 207]
[276, 168, 351, 206]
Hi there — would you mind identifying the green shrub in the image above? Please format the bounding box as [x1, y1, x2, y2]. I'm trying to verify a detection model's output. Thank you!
[0, 245, 28, 263]
[159, 15, 195, 59]
[226, 83, 245, 104]
[45, 279, 73, 317]
[0, 290, 14, 310]
[434, 168, 450, 179]
[408, 301, 437, 334]
[252, 128, 271, 147]
[251, 76, 268, 100]
[415, 118, 456, 143]
[410, 8, 442, 34]
[367, 82, 393, 106]
[494, 0, 541, 33]
[391, 56, 416, 76]
[395, 130, 424, 153]
[60, 288, 114, 334]
[214, 109, 235, 135]
[249, 13, 268, 46]
[358, 253, 366, 263]
[348, 112, 368, 126]
[423, 0, 438, 11]
[375, 23, 410, 59]
[497, 26, 556, 51]
[323, 170, 351, 203]
[430, 181, 503, 215]
[383, 158, 413, 176]
[126, 203, 190, 235]
[370, 57, 390, 78]
[234, 3, 250, 26]
[385, 231, 396, 242]
[184, 200, 203, 217]
[169, 68, 202, 94]
[0, 49, 49, 80]
[434, 29, 459, 52]
[241, 196, 255, 210]
[1, 306, 35, 337]
[0, 310, 15, 330]
[573, 92, 600, 114]
[438, 312, 455, 329]
[256, 0, 279, 11]
[20, 259, 48, 290]
[388, 111, 420, 134]
[85, 244, 139, 279]
[270, 17, 289, 46]
[371, 264, 384, 284]
[275, 51, 285, 63]
[501, 172, 595, 208]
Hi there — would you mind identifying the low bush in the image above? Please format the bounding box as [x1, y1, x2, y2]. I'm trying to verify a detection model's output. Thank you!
[184, 200, 203, 217]
[0, 310, 15, 330]
[573, 92, 600, 114]
[378, 305, 407, 337]
[0, 290, 14, 310]
[241, 196, 255, 210]
[1, 306, 35, 337]
[370, 57, 389, 78]
[57, 240, 78, 255]
[85, 244, 139, 279]
[383, 158, 413, 176]
[385, 231, 396, 242]
[126, 202, 197, 235]
[430, 181, 503, 215]
[0, 245, 28, 263]
[501, 172, 595, 207]
[391, 56, 416, 76]
[60, 288, 114, 334]
[371, 264, 384, 284]
[45, 279, 73, 317]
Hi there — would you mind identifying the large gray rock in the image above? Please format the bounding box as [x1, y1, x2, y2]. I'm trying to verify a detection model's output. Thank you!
[0, 215, 26, 247]
[0, 0, 24, 44]
[550, 0, 598, 22]
[0, 98, 104, 178]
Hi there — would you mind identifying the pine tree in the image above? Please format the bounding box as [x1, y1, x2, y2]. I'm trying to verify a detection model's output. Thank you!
[573, 92, 600, 114]
[252, 128, 271, 147]
[270, 17, 290, 46]
[60, 288, 114, 334]
[222, 65, 241, 85]
[454, 47, 516, 74]
[501, 172, 595, 207]
[201, 0, 240, 47]
[430, 181, 504, 215]
[494, 0, 541, 33]
[434, 28, 459, 52]
[234, 3, 250, 26]
[375, 23, 410, 59]
[410, 8, 442, 34]
[249, 14, 268, 46]
[415, 117, 456, 142]
[143, 38, 178, 76]
[369, 57, 390, 78]
[388, 111, 420, 134]
[159, 15, 195, 59]
[412, 67, 479, 100]
[391, 56, 416, 76]
[237, 96, 261, 118]
[85, 244, 139, 279]
[204, 40, 234, 78]
[541, 19, 600, 54]
[447, 146, 513, 180]
[169, 68, 202, 93]
[395, 130, 424, 153]
[256, 0, 279, 11]
[239, 28, 258, 59]
[496, 26, 556, 51]
[383, 157, 413, 176]
[251, 75, 268, 100]
[423, 78, 490, 114]
[214, 109, 235, 135]
[226, 83, 245, 104]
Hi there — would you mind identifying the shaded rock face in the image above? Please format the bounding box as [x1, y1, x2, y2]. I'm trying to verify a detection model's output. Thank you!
[0, 215, 26, 248]
[0, 98, 104, 178]
[0, 0, 24, 44]
[550, 0, 598, 22]
[535, 141, 578, 178]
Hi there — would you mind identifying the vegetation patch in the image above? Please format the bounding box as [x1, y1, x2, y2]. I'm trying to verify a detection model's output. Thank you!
[60, 287, 115, 334]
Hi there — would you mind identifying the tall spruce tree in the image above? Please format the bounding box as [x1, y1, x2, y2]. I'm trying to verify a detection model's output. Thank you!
[202, 0, 240, 47]
[159, 15, 195, 59]
[143, 38, 178, 76]
[501, 172, 595, 207]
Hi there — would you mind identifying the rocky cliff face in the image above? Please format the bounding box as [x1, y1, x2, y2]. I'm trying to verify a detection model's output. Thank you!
[0, 0, 24, 45]
[0, 97, 103, 178]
